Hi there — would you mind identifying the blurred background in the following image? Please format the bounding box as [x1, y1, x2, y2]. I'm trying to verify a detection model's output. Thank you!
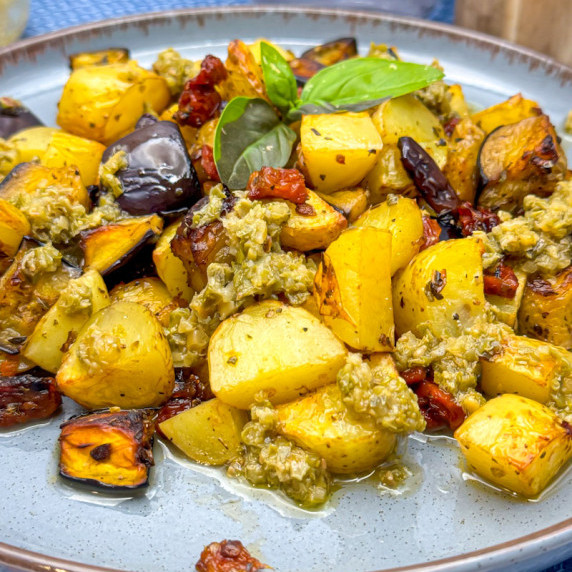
[1, 0, 570, 67]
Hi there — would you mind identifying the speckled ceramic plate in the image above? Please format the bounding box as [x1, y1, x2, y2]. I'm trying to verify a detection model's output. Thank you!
[0, 7, 571, 572]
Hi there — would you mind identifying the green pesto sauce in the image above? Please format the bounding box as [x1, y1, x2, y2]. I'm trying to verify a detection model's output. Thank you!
[152, 48, 201, 97]
[337, 353, 426, 433]
[227, 399, 332, 507]
[58, 278, 93, 315]
[99, 150, 128, 199]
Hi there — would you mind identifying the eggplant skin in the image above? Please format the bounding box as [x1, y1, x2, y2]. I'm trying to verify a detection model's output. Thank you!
[0, 97, 43, 139]
[59, 409, 155, 490]
[0, 372, 61, 427]
[101, 120, 201, 216]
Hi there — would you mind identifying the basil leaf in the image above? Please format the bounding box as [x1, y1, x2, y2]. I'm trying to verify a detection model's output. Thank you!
[260, 41, 298, 115]
[214, 97, 297, 189]
[300, 58, 444, 109]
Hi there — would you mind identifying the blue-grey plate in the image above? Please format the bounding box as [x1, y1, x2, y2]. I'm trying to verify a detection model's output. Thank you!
[0, 7, 571, 572]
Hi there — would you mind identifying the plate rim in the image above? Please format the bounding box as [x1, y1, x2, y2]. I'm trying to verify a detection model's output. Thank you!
[0, 6, 571, 572]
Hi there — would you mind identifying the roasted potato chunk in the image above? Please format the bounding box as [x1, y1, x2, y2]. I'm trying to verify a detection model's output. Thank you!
[480, 335, 571, 404]
[393, 238, 485, 338]
[0, 199, 30, 272]
[56, 301, 175, 410]
[455, 394, 572, 497]
[477, 115, 567, 212]
[8, 126, 59, 163]
[317, 188, 368, 223]
[279, 190, 347, 251]
[41, 131, 106, 187]
[277, 384, 397, 474]
[153, 220, 194, 302]
[59, 409, 155, 489]
[443, 118, 485, 204]
[22, 269, 110, 373]
[81, 214, 163, 276]
[354, 196, 424, 275]
[208, 300, 347, 409]
[57, 61, 170, 145]
[0, 372, 61, 427]
[315, 227, 394, 352]
[159, 398, 248, 466]
[300, 112, 382, 194]
[518, 268, 572, 349]
[485, 268, 527, 328]
[471, 93, 541, 135]
[69, 48, 130, 70]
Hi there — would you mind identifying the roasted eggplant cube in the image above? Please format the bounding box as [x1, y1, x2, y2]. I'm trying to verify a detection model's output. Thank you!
[101, 120, 201, 216]
[0, 372, 61, 427]
[455, 394, 572, 497]
[0, 97, 43, 139]
[518, 267, 572, 349]
[59, 409, 155, 489]
[80, 214, 163, 276]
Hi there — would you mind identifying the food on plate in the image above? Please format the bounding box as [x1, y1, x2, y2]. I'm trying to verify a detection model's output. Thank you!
[59, 408, 155, 488]
[195, 539, 269, 572]
[1, 38, 571, 509]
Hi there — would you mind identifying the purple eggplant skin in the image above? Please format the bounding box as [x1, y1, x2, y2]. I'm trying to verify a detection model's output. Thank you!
[0, 97, 44, 138]
[101, 120, 201, 216]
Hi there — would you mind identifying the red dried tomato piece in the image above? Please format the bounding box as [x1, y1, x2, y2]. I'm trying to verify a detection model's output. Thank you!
[247, 167, 308, 204]
[483, 259, 519, 299]
[196, 540, 269, 572]
[444, 116, 461, 137]
[421, 215, 441, 251]
[415, 380, 466, 431]
[400, 366, 428, 385]
[200, 144, 220, 182]
[457, 202, 500, 236]
[176, 55, 227, 128]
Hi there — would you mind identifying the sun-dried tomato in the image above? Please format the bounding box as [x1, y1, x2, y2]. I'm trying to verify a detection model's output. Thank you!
[400, 366, 428, 385]
[457, 202, 500, 236]
[444, 116, 461, 137]
[483, 260, 519, 299]
[195, 540, 269, 572]
[176, 55, 227, 128]
[200, 144, 220, 182]
[415, 380, 465, 431]
[421, 215, 441, 251]
[247, 167, 308, 204]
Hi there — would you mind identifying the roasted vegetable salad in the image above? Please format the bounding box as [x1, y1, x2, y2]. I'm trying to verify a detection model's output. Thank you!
[0, 39, 571, 510]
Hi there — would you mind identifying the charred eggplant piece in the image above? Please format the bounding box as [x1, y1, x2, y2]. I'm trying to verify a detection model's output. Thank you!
[289, 37, 357, 85]
[0, 97, 43, 139]
[477, 115, 566, 212]
[101, 120, 201, 216]
[196, 540, 269, 572]
[59, 409, 155, 489]
[0, 371, 61, 427]
[80, 214, 163, 277]
[69, 48, 130, 70]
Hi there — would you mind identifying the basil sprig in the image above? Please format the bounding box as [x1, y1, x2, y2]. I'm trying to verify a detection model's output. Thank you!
[213, 97, 297, 190]
[214, 42, 444, 189]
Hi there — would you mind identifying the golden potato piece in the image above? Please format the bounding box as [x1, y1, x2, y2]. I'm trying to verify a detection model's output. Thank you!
[315, 227, 394, 352]
[56, 301, 174, 409]
[317, 188, 368, 223]
[279, 190, 347, 251]
[485, 268, 527, 328]
[480, 335, 571, 404]
[354, 196, 424, 275]
[208, 300, 347, 409]
[455, 394, 572, 497]
[0, 198, 30, 266]
[9, 126, 60, 163]
[153, 220, 194, 302]
[300, 112, 382, 194]
[57, 61, 170, 145]
[392, 238, 485, 338]
[159, 398, 248, 466]
[277, 384, 397, 474]
[22, 269, 110, 373]
[41, 130, 106, 187]
[518, 267, 572, 349]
